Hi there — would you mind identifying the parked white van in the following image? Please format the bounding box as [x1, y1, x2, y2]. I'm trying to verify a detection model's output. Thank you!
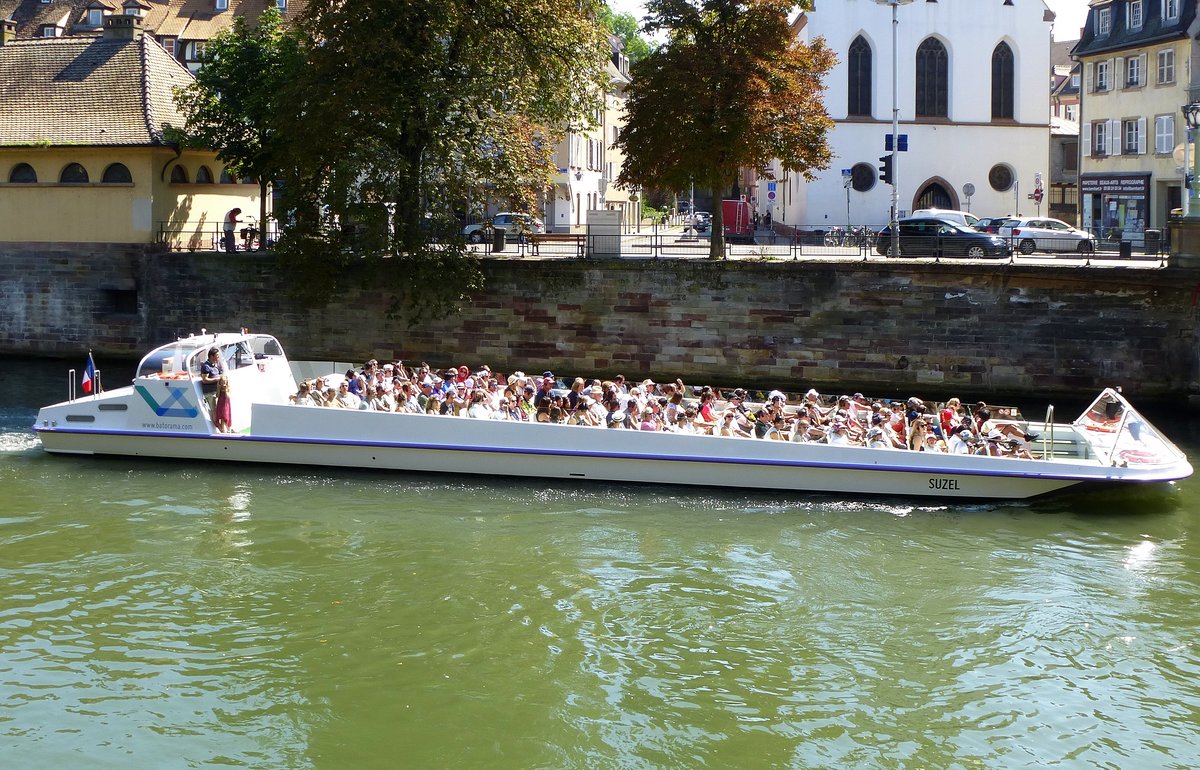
[910, 209, 981, 229]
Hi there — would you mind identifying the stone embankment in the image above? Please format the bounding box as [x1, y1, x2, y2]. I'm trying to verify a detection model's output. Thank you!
[1, 243, 1196, 400]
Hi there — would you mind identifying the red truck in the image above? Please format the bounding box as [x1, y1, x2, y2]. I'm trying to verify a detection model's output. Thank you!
[722, 199, 752, 240]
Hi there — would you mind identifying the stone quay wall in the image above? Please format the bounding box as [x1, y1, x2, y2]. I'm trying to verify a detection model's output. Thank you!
[2, 243, 1198, 400]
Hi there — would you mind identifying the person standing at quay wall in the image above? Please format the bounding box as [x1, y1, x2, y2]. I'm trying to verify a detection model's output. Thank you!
[223, 207, 242, 252]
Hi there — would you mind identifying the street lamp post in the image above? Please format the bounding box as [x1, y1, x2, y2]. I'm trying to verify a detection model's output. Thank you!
[1183, 103, 1200, 218]
[875, 0, 912, 257]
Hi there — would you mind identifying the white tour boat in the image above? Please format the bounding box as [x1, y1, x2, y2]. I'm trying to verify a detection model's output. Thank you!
[33, 331, 1192, 500]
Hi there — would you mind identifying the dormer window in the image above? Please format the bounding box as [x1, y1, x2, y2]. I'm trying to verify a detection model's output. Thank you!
[1163, 0, 1180, 22]
[40, 25, 59, 37]
[87, 8, 104, 25]
[1095, 7, 1111, 36]
[215, 0, 227, 10]
[1127, 0, 1143, 30]
[183, 41, 206, 61]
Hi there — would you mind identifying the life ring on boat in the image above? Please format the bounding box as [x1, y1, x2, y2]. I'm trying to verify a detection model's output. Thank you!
[1118, 449, 1160, 465]
[1085, 423, 1117, 433]
[162, 372, 192, 380]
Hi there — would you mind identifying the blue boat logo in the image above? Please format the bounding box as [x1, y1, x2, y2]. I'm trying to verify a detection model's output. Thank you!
[134, 383, 200, 418]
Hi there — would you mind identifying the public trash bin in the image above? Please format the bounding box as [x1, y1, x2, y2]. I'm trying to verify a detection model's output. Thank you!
[1144, 229, 1161, 255]
[1119, 240, 1132, 259]
[492, 227, 506, 252]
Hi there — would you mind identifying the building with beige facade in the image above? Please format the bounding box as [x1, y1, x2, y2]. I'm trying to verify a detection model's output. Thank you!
[0, 14, 257, 246]
[544, 36, 639, 233]
[1073, 0, 1196, 237]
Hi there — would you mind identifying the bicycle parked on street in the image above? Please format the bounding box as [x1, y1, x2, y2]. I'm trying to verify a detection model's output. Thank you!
[823, 225, 875, 247]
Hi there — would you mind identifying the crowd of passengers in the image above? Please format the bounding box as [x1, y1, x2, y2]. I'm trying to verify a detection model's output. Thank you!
[289, 360, 1041, 457]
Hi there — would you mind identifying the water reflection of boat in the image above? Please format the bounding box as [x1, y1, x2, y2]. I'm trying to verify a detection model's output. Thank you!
[32, 331, 1192, 501]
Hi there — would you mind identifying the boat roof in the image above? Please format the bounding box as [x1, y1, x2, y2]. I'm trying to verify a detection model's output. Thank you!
[136, 331, 284, 375]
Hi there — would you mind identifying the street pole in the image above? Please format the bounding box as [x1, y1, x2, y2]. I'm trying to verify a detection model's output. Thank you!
[1183, 125, 1191, 218]
[876, 0, 911, 257]
[846, 179, 851, 230]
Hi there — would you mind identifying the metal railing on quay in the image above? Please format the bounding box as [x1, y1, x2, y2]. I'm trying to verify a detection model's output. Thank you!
[151, 218, 1167, 266]
[156, 221, 280, 253]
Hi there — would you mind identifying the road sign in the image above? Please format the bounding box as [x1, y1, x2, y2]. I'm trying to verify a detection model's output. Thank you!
[962, 183, 976, 198]
[768, 191, 776, 200]
[885, 134, 909, 152]
[767, 181, 777, 192]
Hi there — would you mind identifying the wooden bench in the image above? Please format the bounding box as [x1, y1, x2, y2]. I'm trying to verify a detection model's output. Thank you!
[529, 233, 586, 259]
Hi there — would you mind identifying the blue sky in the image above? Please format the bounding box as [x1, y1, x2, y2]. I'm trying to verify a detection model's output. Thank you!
[606, 0, 1090, 42]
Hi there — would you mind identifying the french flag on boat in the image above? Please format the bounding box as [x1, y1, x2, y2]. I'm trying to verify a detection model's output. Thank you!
[81, 352, 96, 394]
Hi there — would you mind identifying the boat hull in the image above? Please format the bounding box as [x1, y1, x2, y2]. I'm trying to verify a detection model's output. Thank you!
[35, 403, 1178, 500]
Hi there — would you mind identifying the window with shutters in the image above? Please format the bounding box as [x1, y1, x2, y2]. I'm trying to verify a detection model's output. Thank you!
[915, 38, 948, 118]
[1126, 56, 1141, 87]
[1094, 60, 1109, 91]
[1092, 121, 1108, 157]
[1122, 119, 1142, 155]
[1158, 49, 1174, 84]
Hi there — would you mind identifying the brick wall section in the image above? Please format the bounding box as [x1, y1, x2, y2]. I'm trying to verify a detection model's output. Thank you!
[1, 245, 1197, 399]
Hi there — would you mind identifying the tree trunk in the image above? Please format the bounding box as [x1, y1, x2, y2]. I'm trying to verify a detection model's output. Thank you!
[708, 179, 725, 260]
[258, 178, 269, 251]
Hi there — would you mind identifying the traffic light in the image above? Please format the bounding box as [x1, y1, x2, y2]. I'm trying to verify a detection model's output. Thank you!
[878, 154, 894, 186]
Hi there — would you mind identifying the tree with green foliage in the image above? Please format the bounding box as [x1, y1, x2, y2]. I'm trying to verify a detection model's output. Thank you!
[272, 0, 612, 321]
[615, 0, 835, 258]
[601, 4, 654, 64]
[174, 8, 300, 250]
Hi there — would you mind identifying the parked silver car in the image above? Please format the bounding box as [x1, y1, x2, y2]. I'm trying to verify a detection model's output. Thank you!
[998, 217, 1096, 254]
[462, 213, 545, 243]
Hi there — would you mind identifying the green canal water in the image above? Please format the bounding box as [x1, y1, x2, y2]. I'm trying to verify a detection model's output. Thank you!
[2, 359, 1199, 769]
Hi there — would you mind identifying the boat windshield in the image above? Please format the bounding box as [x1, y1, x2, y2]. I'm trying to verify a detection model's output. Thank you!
[134, 335, 285, 379]
[1075, 389, 1185, 466]
[136, 343, 198, 379]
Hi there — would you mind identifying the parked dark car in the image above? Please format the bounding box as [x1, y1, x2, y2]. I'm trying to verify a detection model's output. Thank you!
[974, 217, 1015, 234]
[875, 217, 1012, 258]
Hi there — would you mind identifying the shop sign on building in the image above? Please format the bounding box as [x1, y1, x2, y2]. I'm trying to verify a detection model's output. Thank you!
[1080, 174, 1150, 237]
[1079, 175, 1150, 196]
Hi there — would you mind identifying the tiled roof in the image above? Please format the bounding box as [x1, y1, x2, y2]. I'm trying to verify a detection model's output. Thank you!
[0, 32, 195, 146]
[5, 0, 307, 41]
[2, 0, 79, 34]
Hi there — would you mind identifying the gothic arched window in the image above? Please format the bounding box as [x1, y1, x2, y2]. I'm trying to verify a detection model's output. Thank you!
[915, 38, 948, 118]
